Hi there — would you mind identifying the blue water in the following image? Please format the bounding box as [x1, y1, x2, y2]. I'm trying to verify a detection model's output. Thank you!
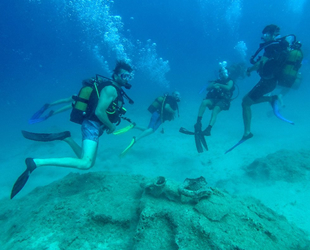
[0, 1, 308, 153]
[0, 0, 308, 162]
[2, 2, 306, 115]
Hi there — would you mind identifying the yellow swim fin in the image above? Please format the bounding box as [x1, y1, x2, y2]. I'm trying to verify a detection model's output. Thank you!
[113, 123, 135, 135]
[120, 137, 136, 157]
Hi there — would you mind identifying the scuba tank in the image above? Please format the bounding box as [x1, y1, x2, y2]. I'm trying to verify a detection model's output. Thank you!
[278, 41, 303, 88]
[70, 78, 98, 124]
[147, 95, 167, 114]
[147, 93, 179, 122]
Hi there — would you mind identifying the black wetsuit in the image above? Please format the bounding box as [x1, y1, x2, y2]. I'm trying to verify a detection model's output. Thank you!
[248, 40, 289, 101]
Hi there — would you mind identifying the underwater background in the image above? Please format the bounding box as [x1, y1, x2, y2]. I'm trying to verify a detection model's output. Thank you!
[1, 0, 310, 242]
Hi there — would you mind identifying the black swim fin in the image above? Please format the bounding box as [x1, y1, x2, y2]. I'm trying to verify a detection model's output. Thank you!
[195, 132, 203, 153]
[10, 170, 30, 199]
[179, 127, 195, 135]
[180, 127, 208, 153]
[11, 158, 37, 199]
[200, 134, 208, 151]
[22, 130, 71, 142]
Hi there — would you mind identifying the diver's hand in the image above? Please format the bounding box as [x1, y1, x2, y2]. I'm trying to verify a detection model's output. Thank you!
[214, 84, 220, 89]
[172, 110, 176, 119]
[107, 124, 116, 134]
[246, 68, 251, 77]
[194, 121, 202, 133]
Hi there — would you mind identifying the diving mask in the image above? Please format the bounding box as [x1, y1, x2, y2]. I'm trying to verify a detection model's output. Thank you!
[120, 72, 134, 81]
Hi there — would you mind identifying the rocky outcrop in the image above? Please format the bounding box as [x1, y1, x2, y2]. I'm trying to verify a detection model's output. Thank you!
[243, 149, 310, 182]
[0, 172, 309, 250]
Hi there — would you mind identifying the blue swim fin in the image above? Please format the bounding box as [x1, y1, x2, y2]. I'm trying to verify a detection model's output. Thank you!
[28, 104, 53, 124]
[30, 104, 49, 119]
[271, 98, 294, 125]
[225, 133, 253, 154]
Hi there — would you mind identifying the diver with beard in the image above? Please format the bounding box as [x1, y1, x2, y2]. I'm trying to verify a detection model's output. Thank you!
[11, 60, 134, 198]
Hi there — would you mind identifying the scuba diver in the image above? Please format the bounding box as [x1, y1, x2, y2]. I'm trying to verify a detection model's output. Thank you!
[180, 61, 235, 153]
[11, 60, 134, 199]
[120, 91, 181, 157]
[226, 24, 302, 154]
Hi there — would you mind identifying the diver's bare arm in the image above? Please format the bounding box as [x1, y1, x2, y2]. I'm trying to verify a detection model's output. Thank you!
[206, 81, 217, 90]
[247, 56, 268, 75]
[95, 86, 117, 131]
[164, 103, 175, 114]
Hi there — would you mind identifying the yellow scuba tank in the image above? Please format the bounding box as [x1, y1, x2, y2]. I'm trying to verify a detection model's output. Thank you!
[70, 77, 100, 124]
[147, 96, 165, 113]
[278, 47, 303, 88]
[74, 86, 93, 111]
[70, 85, 94, 124]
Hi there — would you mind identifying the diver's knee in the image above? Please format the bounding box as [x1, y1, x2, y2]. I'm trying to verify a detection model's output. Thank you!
[242, 96, 252, 107]
[213, 106, 221, 112]
[203, 99, 212, 107]
[80, 158, 94, 170]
